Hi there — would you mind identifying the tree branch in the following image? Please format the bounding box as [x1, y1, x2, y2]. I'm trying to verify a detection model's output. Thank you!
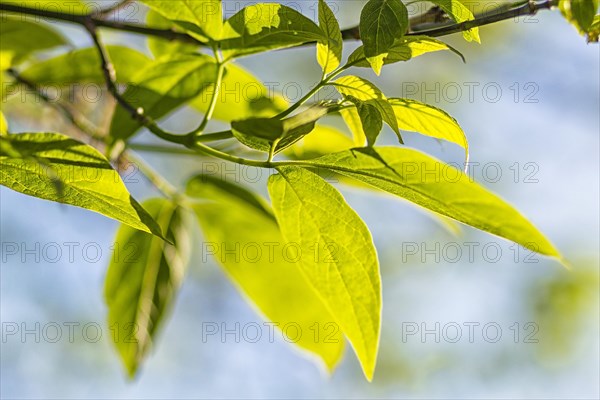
[0, 1, 558, 47]
[0, 3, 202, 44]
[83, 18, 192, 146]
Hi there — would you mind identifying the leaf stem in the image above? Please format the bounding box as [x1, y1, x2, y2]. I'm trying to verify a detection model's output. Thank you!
[128, 144, 200, 156]
[189, 51, 227, 138]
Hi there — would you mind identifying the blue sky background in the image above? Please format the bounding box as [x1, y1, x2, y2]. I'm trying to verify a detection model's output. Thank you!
[1, 1, 599, 398]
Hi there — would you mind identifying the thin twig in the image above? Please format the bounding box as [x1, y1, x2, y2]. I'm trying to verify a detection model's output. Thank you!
[6, 68, 105, 142]
[7, 67, 183, 200]
[83, 18, 190, 146]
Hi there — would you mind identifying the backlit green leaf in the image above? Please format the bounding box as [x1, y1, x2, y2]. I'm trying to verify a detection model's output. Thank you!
[109, 54, 217, 141]
[285, 125, 354, 159]
[0, 133, 165, 238]
[424, 0, 481, 43]
[20, 46, 151, 85]
[388, 98, 468, 162]
[268, 166, 381, 381]
[0, 112, 7, 135]
[231, 106, 327, 153]
[347, 35, 465, 68]
[187, 175, 345, 372]
[588, 14, 600, 42]
[0, 18, 68, 67]
[340, 107, 368, 146]
[299, 147, 562, 259]
[191, 62, 288, 121]
[146, 9, 201, 58]
[346, 97, 383, 146]
[317, 0, 343, 74]
[139, 0, 223, 41]
[106, 198, 191, 377]
[559, 0, 599, 33]
[359, 0, 409, 74]
[220, 3, 325, 59]
[332, 76, 401, 142]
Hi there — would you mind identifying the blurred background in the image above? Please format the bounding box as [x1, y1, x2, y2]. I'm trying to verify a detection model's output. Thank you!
[1, 1, 599, 398]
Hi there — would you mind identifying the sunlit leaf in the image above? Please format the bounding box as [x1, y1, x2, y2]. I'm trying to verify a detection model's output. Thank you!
[220, 3, 325, 59]
[109, 54, 217, 141]
[299, 147, 562, 259]
[332, 76, 401, 142]
[424, 0, 481, 43]
[588, 14, 600, 42]
[388, 98, 468, 162]
[359, 0, 409, 74]
[559, 0, 599, 33]
[187, 174, 345, 372]
[0, 112, 7, 135]
[0, 18, 68, 67]
[268, 166, 381, 381]
[139, 0, 223, 41]
[20, 46, 151, 85]
[231, 106, 328, 153]
[340, 107, 368, 146]
[346, 97, 383, 146]
[285, 124, 354, 159]
[106, 198, 191, 377]
[191, 62, 288, 121]
[146, 9, 201, 58]
[348, 35, 465, 68]
[0, 133, 165, 238]
[317, 0, 343, 74]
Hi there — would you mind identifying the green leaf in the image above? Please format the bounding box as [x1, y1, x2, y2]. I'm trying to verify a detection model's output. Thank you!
[220, 3, 325, 59]
[340, 107, 369, 146]
[0, 112, 7, 135]
[317, 0, 343, 74]
[109, 54, 217, 141]
[588, 14, 600, 42]
[20, 46, 151, 85]
[268, 166, 381, 381]
[424, 0, 481, 43]
[346, 97, 383, 146]
[191, 62, 288, 122]
[231, 106, 328, 153]
[359, 0, 409, 74]
[285, 125, 354, 159]
[388, 98, 469, 162]
[146, 9, 201, 58]
[106, 198, 191, 378]
[332, 75, 401, 142]
[347, 35, 465, 68]
[139, 0, 223, 41]
[559, 0, 599, 33]
[299, 147, 562, 259]
[187, 175, 345, 372]
[0, 133, 165, 238]
[0, 18, 68, 68]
